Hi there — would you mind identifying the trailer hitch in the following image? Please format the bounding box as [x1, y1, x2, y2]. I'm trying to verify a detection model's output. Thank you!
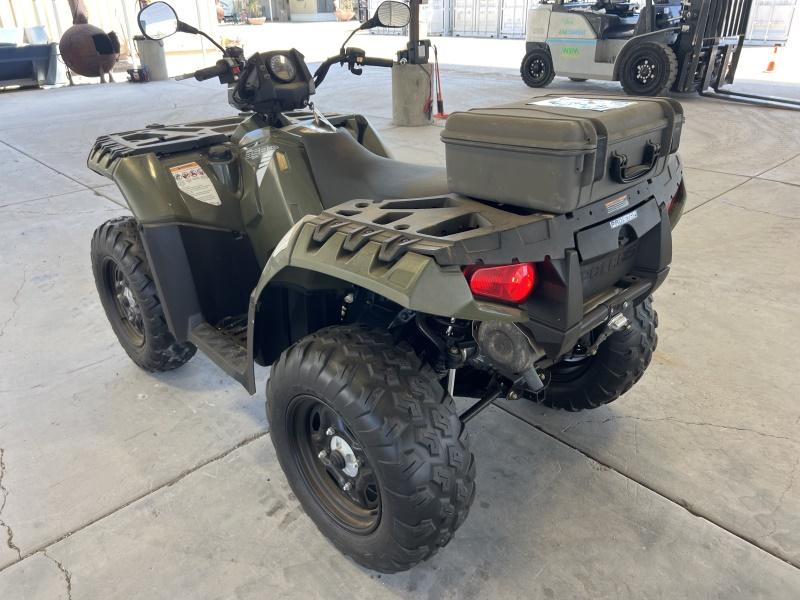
[459, 374, 508, 423]
[458, 369, 545, 424]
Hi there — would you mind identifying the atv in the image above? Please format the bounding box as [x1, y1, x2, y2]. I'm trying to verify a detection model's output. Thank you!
[88, 0, 686, 573]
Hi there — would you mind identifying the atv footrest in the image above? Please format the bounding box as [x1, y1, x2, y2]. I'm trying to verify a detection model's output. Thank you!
[189, 316, 249, 385]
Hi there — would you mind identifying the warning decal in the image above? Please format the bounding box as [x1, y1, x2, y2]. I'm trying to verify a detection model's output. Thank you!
[169, 162, 222, 206]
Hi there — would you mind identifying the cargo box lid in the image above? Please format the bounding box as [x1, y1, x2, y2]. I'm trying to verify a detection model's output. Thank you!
[441, 95, 683, 152]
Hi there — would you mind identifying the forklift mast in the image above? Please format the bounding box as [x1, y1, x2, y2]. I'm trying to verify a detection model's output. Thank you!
[673, 0, 754, 92]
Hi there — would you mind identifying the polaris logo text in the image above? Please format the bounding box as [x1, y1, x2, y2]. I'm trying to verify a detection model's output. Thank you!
[610, 211, 637, 229]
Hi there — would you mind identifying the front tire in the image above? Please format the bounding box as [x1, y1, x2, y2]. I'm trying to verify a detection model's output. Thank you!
[267, 325, 475, 573]
[618, 42, 677, 96]
[91, 217, 196, 371]
[521, 48, 556, 88]
[534, 297, 658, 411]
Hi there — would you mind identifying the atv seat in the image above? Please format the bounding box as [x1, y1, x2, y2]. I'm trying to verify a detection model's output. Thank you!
[302, 130, 449, 208]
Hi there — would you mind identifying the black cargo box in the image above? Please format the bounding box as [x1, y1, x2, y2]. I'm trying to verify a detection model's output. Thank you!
[441, 95, 684, 213]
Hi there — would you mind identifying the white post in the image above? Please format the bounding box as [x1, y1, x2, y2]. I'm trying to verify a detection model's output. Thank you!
[49, 0, 63, 37]
[120, 0, 136, 62]
[195, 0, 208, 63]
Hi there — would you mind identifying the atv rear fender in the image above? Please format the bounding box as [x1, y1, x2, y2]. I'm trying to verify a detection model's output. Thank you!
[243, 218, 527, 391]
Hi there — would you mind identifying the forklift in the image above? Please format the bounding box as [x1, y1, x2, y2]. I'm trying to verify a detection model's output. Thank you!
[521, 0, 800, 109]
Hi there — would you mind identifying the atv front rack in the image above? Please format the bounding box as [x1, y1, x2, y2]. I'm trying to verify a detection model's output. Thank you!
[88, 116, 245, 177]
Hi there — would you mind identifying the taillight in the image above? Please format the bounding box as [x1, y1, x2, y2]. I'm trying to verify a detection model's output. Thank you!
[464, 263, 536, 304]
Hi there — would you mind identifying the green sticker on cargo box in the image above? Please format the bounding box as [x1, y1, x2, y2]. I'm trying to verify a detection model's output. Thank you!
[529, 97, 636, 111]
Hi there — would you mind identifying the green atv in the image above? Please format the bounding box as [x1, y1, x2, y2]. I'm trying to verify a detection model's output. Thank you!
[88, 1, 686, 572]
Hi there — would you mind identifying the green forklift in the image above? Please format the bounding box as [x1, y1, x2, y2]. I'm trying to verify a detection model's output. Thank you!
[521, 0, 800, 108]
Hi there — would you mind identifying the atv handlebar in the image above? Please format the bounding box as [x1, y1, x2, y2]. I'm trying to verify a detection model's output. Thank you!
[194, 62, 229, 81]
[175, 50, 245, 84]
[360, 57, 394, 68]
[313, 49, 394, 87]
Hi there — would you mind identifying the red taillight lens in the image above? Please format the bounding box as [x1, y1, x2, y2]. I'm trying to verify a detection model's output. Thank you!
[464, 263, 536, 304]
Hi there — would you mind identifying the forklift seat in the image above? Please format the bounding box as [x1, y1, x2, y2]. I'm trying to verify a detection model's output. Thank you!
[600, 14, 639, 39]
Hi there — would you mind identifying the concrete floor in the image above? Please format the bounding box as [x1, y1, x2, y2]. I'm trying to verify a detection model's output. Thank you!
[0, 61, 799, 599]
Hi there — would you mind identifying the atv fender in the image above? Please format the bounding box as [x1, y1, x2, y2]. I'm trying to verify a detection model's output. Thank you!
[244, 217, 526, 391]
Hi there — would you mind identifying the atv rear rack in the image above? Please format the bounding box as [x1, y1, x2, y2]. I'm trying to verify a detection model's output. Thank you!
[311, 159, 681, 269]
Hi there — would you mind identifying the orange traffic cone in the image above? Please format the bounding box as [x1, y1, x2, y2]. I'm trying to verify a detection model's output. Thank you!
[764, 45, 779, 73]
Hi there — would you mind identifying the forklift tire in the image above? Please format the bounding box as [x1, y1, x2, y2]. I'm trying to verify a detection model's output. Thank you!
[91, 217, 196, 372]
[267, 324, 475, 573]
[569, 77, 588, 82]
[535, 297, 658, 411]
[521, 49, 556, 88]
[618, 42, 677, 96]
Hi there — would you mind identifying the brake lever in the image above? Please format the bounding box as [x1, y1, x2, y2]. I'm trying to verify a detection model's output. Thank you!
[344, 47, 365, 76]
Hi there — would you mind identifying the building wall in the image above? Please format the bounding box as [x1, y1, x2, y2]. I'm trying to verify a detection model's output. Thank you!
[0, 0, 218, 56]
[289, 0, 320, 15]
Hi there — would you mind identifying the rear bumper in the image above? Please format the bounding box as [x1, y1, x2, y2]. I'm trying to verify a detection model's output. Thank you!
[309, 154, 682, 359]
[523, 196, 673, 359]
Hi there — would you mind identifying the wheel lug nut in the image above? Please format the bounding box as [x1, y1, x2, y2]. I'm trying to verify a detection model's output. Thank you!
[342, 482, 353, 491]
[326, 427, 335, 436]
[318, 450, 328, 460]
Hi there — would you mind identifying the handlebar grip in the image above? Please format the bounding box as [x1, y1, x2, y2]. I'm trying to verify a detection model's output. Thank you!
[361, 57, 394, 68]
[194, 63, 226, 81]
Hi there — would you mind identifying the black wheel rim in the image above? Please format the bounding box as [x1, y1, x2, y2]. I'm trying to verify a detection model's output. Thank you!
[287, 395, 381, 534]
[628, 53, 662, 92]
[527, 57, 549, 84]
[104, 259, 145, 346]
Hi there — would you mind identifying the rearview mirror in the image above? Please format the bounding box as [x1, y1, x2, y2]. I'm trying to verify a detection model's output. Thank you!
[375, 1, 411, 28]
[138, 2, 179, 40]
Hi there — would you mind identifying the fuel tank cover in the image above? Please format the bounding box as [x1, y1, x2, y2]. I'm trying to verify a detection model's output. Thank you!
[208, 145, 234, 161]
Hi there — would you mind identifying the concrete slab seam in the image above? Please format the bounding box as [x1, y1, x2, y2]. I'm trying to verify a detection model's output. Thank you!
[496, 405, 800, 571]
[0, 430, 268, 575]
[0, 139, 91, 193]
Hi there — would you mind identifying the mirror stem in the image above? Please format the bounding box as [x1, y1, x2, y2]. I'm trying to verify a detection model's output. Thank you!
[340, 25, 364, 54]
[177, 20, 227, 55]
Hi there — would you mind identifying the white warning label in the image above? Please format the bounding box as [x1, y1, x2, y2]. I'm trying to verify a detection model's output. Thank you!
[529, 97, 636, 111]
[169, 162, 221, 206]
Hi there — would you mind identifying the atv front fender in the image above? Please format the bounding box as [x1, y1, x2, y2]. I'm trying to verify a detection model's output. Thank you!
[243, 217, 526, 391]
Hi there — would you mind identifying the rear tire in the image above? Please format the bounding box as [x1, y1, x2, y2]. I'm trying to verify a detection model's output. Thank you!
[267, 324, 476, 573]
[521, 49, 556, 88]
[91, 217, 196, 371]
[534, 297, 658, 411]
[619, 42, 677, 96]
